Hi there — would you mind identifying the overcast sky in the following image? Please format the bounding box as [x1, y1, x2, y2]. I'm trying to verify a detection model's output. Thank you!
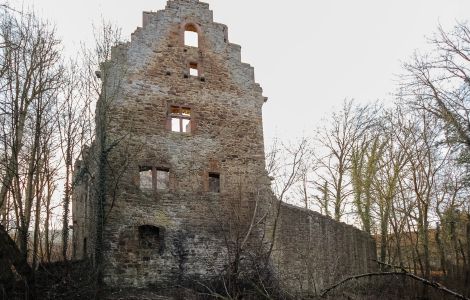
[14, 0, 470, 146]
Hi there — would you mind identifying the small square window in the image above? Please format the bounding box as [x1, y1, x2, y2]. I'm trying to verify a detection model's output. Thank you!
[190, 67, 198, 77]
[209, 173, 220, 193]
[138, 225, 163, 251]
[189, 62, 198, 77]
[156, 169, 169, 190]
[139, 166, 153, 190]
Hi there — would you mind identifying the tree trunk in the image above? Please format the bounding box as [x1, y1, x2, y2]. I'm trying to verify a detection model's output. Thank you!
[0, 102, 29, 216]
[465, 214, 470, 291]
[380, 220, 388, 267]
[335, 170, 343, 221]
[450, 215, 461, 271]
[44, 179, 53, 264]
[62, 156, 71, 261]
[32, 148, 44, 271]
[19, 101, 42, 261]
[423, 205, 431, 279]
[435, 223, 447, 275]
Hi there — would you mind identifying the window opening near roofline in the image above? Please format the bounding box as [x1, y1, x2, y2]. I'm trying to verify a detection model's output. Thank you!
[184, 23, 199, 47]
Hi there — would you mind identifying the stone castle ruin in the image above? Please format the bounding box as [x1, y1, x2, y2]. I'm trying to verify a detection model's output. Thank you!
[72, 0, 376, 296]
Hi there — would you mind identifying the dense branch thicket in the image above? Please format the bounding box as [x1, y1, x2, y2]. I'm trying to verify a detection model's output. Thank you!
[0, 5, 121, 299]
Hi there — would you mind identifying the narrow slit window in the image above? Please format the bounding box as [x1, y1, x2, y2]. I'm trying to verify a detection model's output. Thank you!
[184, 24, 199, 47]
[170, 106, 192, 133]
[209, 173, 220, 193]
[189, 62, 198, 77]
[139, 166, 153, 190]
[156, 168, 169, 190]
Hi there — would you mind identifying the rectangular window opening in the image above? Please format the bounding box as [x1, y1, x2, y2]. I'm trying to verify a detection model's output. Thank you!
[170, 106, 192, 133]
[209, 173, 220, 193]
[139, 166, 153, 190]
[171, 117, 181, 132]
[184, 31, 198, 47]
[182, 119, 191, 133]
[156, 168, 170, 190]
[189, 63, 198, 77]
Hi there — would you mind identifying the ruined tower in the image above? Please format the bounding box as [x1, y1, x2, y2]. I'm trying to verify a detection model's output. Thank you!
[72, 0, 376, 296]
[73, 0, 270, 287]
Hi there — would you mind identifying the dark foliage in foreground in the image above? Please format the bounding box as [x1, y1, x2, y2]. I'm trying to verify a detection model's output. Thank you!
[5, 260, 95, 300]
[4, 259, 469, 300]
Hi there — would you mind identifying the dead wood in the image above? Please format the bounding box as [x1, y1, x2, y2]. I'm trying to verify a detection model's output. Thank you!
[320, 260, 470, 300]
[0, 224, 33, 290]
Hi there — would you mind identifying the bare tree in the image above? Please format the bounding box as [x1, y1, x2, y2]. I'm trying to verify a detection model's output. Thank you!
[0, 6, 63, 297]
[0, 8, 61, 224]
[56, 60, 89, 261]
[371, 107, 409, 266]
[350, 120, 385, 234]
[0, 5, 62, 247]
[265, 137, 310, 262]
[314, 100, 373, 221]
[401, 21, 470, 281]
[78, 20, 126, 297]
[403, 22, 470, 159]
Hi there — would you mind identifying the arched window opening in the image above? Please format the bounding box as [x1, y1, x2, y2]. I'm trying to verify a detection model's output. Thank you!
[184, 24, 199, 47]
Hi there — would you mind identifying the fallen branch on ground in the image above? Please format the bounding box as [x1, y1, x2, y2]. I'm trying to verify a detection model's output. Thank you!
[320, 260, 469, 300]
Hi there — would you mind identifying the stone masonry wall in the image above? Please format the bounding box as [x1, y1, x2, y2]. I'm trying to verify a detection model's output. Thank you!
[271, 203, 377, 296]
[79, 0, 269, 288]
[72, 146, 97, 261]
[72, 0, 376, 296]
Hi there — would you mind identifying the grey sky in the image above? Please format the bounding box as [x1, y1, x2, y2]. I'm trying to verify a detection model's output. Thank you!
[17, 0, 470, 146]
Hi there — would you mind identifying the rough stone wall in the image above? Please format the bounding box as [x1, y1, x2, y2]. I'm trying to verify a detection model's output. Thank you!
[71, 160, 87, 259]
[72, 0, 376, 295]
[270, 203, 377, 296]
[74, 0, 269, 288]
[72, 146, 96, 260]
